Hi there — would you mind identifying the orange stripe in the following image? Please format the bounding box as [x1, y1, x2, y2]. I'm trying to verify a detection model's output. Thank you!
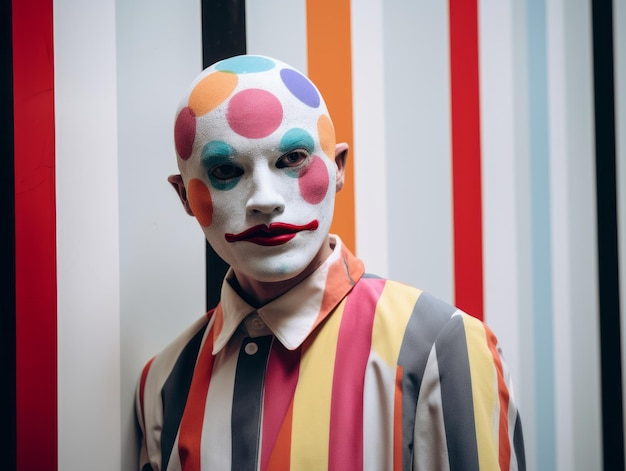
[484, 325, 511, 470]
[393, 366, 404, 471]
[178, 327, 216, 471]
[306, 0, 356, 252]
[266, 401, 294, 471]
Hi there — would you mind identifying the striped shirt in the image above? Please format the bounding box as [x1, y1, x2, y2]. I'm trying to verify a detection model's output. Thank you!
[136, 235, 525, 470]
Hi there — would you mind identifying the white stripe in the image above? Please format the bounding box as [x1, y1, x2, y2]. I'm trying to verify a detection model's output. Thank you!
[351, 0, 388, 277]
[201, 337, 239, 470]
[478, 0, 523, 411]
[414, 347, 450, 471]
[115, 1, 205, 470]
[363, 351, 396, 471]
[547, 0, 601, 469]
[54, 1, 120, 469]
[381, 2, 453, 301]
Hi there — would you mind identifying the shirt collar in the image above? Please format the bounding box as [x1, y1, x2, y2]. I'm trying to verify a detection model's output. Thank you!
[211, 234, 364, 354]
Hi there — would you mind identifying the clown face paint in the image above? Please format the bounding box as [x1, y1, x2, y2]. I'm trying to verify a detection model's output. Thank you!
[173, 55, 340, 283]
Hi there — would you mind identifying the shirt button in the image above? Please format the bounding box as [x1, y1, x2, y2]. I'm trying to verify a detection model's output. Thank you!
[251, 316, 265, 331]
[245, 342, 259, 355]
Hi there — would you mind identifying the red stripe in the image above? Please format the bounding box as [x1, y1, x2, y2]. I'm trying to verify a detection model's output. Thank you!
[328, 278, 385, 470]
[12, 0, 57, 469]
[448, 0, 484, 320]
[261, 343, 300, 471]
[178, 328, 216, 471]
[393, 367, 403, 471]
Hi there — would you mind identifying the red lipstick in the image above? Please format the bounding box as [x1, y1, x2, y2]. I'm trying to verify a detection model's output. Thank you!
[225, 220, 319, 246]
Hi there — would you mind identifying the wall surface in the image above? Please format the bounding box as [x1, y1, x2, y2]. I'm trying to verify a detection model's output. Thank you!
[5, 0, 626, 470]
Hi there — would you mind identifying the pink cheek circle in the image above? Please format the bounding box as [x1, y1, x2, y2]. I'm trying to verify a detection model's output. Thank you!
[187, 178, 213, 227]
[298, 155, 330, 205]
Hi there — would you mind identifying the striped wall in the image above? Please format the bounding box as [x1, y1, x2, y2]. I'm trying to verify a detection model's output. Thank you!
[4, 0, 625, 470]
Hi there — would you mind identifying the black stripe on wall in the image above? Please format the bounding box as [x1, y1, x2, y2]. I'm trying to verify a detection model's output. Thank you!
[201, 0, 246, 311]
[591, 1, 624, 470]
[0, 0, 16, 470]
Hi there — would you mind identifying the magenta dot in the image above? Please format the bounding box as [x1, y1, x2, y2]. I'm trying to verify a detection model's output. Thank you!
[299, 155, 330, 204]
[175, 107, 196, 160]
[227, 89, 283, 138]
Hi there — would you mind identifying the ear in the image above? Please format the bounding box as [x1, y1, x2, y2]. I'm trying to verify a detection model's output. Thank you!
[334, 143, 349, 192]
[167, 174, 195, 216]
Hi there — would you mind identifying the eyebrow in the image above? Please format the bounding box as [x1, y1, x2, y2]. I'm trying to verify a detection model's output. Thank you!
[201, 140, 236, 166]
[279, 128, 315, 154]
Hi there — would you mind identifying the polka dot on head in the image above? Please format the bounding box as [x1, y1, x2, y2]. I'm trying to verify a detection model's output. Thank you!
[298, 155, 330, 204]
[227, 89, 283, 139]
[188, 71, 238, 116]
[280, 68, 320, 108]
[317, 115, 336, 159]
[174, 107, 196, 160]
[215, 55, 276, 74]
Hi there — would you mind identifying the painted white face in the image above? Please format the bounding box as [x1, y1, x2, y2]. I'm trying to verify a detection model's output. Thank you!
[173, 55, 339, 282]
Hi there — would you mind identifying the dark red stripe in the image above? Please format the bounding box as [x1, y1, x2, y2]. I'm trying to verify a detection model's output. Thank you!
[448, 0, 484, 320]
[12, 0, 57, 469]
[328, 278, 384, 470]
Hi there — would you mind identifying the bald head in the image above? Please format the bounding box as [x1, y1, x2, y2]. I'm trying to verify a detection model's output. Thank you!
[174, 55, 336, 169]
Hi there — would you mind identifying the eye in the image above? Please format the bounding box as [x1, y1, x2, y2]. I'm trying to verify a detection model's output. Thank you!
[210, 164, 244, 181]
[277, 150, 309, 168]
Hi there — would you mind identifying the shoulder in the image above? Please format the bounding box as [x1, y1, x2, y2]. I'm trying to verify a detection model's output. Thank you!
[138, 311, 213, 398]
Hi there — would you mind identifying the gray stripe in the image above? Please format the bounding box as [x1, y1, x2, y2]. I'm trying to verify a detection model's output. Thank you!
[398, 292, 456, 471]
[436, 314, 479, 470]
[513, 412, 526, 470]
[231, 335, 272, 471]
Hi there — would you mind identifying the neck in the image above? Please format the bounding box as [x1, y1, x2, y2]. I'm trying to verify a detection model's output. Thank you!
[231, 236, 333, 307]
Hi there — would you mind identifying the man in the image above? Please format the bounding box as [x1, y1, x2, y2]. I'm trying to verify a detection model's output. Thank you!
[137, 54, 525, 470]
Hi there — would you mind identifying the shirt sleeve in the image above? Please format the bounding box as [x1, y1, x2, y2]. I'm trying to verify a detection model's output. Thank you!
[413, 312, 525, 471]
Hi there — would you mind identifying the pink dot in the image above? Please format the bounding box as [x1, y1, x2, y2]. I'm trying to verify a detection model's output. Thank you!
[299, 155, 329, 204]
[174, 107, 196, 160]
[227, 89, 283, 138]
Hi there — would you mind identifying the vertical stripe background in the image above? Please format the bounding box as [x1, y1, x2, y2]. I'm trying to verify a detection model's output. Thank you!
[3, 0, 625, 470]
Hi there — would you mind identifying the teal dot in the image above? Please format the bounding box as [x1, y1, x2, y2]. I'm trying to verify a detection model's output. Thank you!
[201, 140, 235, 161]
[201, 140, 241, 191]
[279, 128, 315, 179]
[280, 128, 315, 153]
[215, 55, 275, 74]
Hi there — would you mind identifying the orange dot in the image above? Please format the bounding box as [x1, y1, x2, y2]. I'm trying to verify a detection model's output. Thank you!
[187, 178, 213, 227]
[188, 71, 238, 116]
[317, 114, 336, 160]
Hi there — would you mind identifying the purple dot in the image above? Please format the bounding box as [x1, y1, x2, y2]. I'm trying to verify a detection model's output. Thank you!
[280, 68, 320, 108]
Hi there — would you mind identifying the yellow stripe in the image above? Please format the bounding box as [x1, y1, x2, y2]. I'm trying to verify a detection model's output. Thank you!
[463, 315, 499, 469]
[371, 282, 422, 367]
[290, 298, 346, 468]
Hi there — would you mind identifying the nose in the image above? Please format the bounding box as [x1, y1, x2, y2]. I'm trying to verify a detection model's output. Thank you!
[246, 168, 285, 217]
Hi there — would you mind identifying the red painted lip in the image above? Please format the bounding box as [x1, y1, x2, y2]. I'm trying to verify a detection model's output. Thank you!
[225, 220, 319, 246]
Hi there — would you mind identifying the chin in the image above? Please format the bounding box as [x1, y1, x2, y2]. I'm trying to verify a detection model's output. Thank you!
[240, 261, 309, 283]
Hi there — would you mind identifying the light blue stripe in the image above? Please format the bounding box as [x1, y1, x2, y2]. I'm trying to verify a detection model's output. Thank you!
[527, 0, 556, 469]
